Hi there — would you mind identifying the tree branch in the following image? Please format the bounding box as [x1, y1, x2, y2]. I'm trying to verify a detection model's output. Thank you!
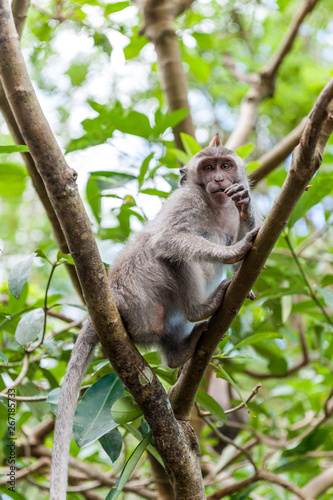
[134, 0, 195, 150]
[0, 2, 204, 498]
[0, 0, 83, 300]
[225, 0, 319, 151]
[169, 78, 333, 420]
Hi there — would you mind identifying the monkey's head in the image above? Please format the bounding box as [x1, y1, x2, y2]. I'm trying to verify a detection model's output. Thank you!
[180, 134, 246, 205]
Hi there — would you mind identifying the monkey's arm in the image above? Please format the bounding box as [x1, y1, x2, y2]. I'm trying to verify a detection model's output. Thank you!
[187, 278, 232, 322]
[151, 227, 258, 264]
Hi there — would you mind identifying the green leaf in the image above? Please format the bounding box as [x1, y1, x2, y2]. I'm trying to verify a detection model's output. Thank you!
[288, 172, 333, 227]
[180, 133, 202, 156]
[99, 428, 122, 463]
[8, 254, 34, 299]
[246, 161, 261, 173]
[196, 389, 227, 423]
[0, 351, 8, 365]
[93, 32, 112, 56]
[111, 396, 143, 424]
[123, 423, 164, 467]
[0, 145, 29, 153]
[318, 287, 333, 312]
[15, 308, 45, 348]
[73, 373, 125, 448]
[66, 62, 89, 86]
[215, 365, 243, 401]
[168, 148, 191, 165]
[154, 108, 188, 137]
[138, 152, 155, 188]
[224, 332, 283, 354]
[0, 162, 27, 196]
[282, 428, 329, 457]
[235, 144, 255, 159]
[106, 432, 152, 500]
[105, 1, 131, 15]
[123, 35, 149, 60]
[56, 251, 74, 266]
[140, 188, 170, 198]
[86, 176, 102, 224]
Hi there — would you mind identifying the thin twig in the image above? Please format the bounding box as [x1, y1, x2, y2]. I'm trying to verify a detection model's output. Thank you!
[203, 415, 258, 473]
[225, 384, 262, 414]
[2, 352, 29, 393]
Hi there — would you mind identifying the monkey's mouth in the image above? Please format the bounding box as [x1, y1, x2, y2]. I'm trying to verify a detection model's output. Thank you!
[213, 188, 225, 193]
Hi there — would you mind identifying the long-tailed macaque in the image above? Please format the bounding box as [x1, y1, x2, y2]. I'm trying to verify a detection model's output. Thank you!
[50, 134, 260, 499]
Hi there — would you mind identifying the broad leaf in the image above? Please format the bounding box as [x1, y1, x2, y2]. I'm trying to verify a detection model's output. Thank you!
[235, 144, 255, 159]
[15, 308, 44, 348]
[111, 396, 143, 424]
[224, 332, 283, 354]
[74, 373, 125, 447]
[180, 133, 202, 156]
[196, 389, 227, 423]
[99, 428, 122, 463]
[9, 254, 34, 299]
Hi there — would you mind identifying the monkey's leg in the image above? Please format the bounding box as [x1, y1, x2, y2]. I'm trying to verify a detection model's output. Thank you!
[162, 322, 209, 369]
[187, 278, 232, 322]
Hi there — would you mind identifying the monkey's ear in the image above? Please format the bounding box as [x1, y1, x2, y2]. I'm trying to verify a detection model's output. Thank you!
[179, 167, 188, 185]
[209, 133, 222, 147]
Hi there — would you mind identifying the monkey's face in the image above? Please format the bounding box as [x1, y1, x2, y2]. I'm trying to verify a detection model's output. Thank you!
[196, 156, 240, 203]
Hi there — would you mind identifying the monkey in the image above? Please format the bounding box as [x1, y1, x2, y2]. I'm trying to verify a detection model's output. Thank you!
[50, 134, 260, 499]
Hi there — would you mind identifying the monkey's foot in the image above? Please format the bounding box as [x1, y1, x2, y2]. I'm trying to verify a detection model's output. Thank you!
[166, 321, 209, 369]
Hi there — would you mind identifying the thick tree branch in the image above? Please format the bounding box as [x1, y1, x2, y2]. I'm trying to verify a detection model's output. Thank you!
[134, 0, 195, 150]
[225, 0, 319, 151]
[0, 2, 204, 498]
[0, 0, 83, 300]
[302, 465, 333, 498]
[169, 78, 333, 420]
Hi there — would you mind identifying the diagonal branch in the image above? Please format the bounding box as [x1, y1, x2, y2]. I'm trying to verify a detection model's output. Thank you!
[134, 0, 195, 150]
[0, 2, 204, 498]
[0, 0, 83, 300]
[225, 0, 319, 151]
[169, 78, 333, 420]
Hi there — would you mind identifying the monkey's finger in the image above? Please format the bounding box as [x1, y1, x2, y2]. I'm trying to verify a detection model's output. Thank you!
[247, 290, 256, 300]
[225, 184, 243, 196]
[236, 196, 250, 205]
[247, 227, 260, 241]
[233, 192, 249, 202]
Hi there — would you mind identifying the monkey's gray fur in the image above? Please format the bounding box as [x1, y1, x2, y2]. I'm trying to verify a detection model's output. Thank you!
[50, 135, 260, 499]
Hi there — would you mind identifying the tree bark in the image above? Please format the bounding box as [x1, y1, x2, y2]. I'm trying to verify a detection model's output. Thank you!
[134, 0, 195, 150]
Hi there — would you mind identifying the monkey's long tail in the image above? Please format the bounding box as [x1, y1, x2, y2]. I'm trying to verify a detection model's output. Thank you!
[50, 320, 98, 500]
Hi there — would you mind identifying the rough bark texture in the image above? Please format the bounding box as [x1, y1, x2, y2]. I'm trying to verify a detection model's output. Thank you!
[0, 2, 204, 498]
[134, 0, 195, 149]
[169, 79, 333, 420]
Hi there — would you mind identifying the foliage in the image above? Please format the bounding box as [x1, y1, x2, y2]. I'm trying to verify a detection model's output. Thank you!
[1, 0, 333, 499]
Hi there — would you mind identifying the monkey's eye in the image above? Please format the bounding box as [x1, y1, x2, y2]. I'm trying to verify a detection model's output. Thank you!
[203, 165, 213, 171]
[222, 163, 232, 170]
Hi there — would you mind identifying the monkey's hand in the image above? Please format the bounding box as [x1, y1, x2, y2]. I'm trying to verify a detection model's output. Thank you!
[224, 183, 251, 221]
[225, 227, 259, 264]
